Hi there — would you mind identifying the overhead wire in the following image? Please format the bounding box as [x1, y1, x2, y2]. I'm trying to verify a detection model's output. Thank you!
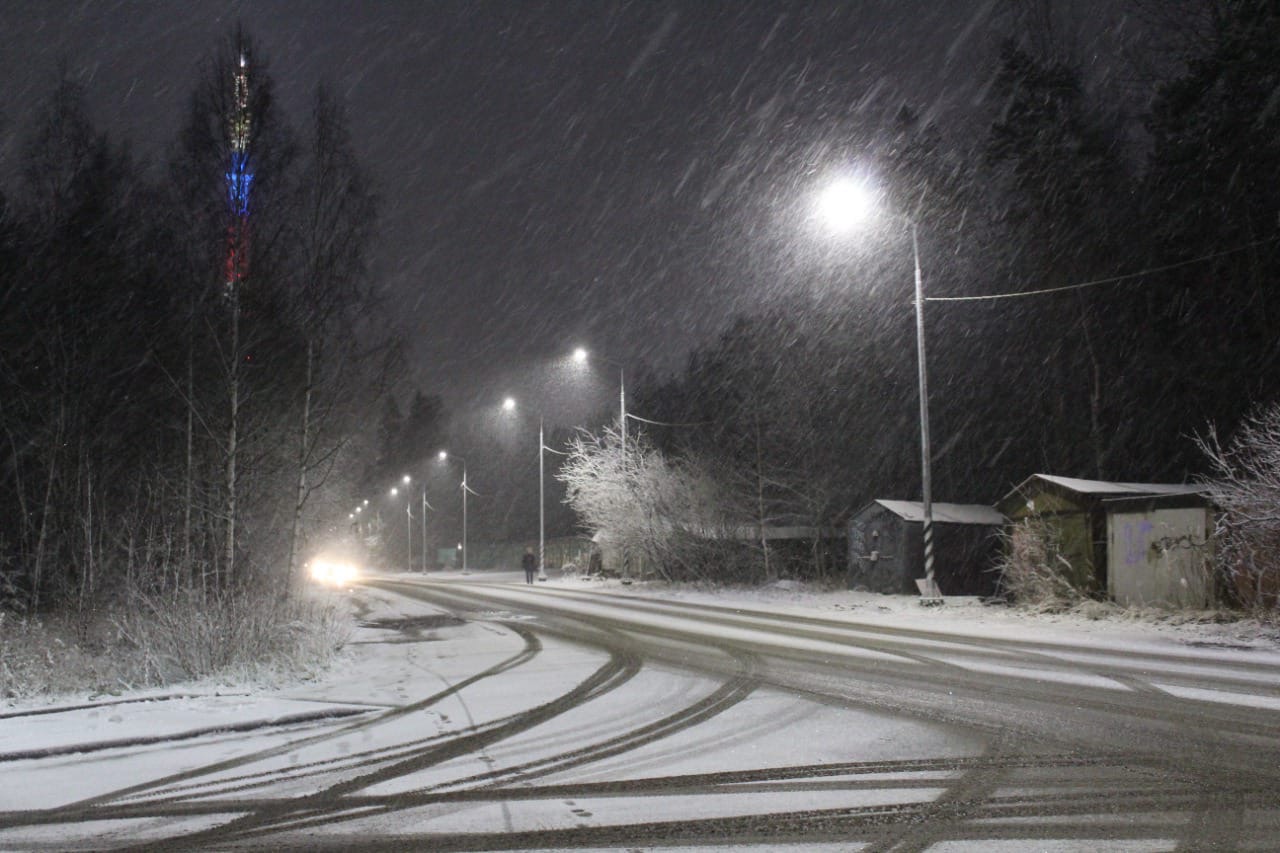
[625, 412, 711, 428]
[925, 235, 1280, 303]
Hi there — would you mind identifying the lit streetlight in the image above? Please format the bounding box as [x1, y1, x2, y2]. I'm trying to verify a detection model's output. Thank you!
[384, 477, 413, 573]
[819, 175, 941, 603]
[573, 345, 644, 581]
[400, 475, 412, 573]
[572, 347, 627, 459]
[419, 485, 433, 573]
[501, 397, 551, 582]
[437, 450, 470, 573]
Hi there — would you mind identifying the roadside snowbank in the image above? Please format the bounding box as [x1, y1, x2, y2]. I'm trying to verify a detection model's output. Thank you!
[540, 573, 1280, 652]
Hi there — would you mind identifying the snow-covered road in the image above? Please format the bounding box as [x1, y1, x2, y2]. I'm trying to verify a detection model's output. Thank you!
[2, 572, 1278, 850]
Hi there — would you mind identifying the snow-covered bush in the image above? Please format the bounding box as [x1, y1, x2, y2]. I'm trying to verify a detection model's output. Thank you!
[113, 587, 351, 683]
[994, 517, 1090, 611]
[1198, 405, 1280, 610]
[0, 585, 352, 701]
[0, 612, 139, 700]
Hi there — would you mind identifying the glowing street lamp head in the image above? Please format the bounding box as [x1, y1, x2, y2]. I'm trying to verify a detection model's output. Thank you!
[572, 347, 588, 364]
[402, 474, 411, 484]
[819, 178, 877, 232]
[390, 487, 398, 497]
[502, 396, 516, 412]
[362, 499, 369, 506]
[355, 506, 362, 514]
[438, 450, 448, 461]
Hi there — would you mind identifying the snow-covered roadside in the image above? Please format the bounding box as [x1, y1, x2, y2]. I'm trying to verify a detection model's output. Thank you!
[533, 572, 1280, 653]
[4, 574, 1278, 849]
[0, 585, 537, 813]
[0, 588, 459, 763]
[6, 573, 1273, 725]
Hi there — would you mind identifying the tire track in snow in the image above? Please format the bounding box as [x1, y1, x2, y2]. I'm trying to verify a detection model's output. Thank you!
[421, 579, 1280, 780]
[117, 617, 643, 850]
[26, 618, 544, 816]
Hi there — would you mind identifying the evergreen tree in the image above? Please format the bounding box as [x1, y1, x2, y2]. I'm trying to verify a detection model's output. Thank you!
[1142, 0, 1280, 449]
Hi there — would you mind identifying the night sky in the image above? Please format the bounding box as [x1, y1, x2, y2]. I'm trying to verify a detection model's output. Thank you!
[0, 1, 1134, 419]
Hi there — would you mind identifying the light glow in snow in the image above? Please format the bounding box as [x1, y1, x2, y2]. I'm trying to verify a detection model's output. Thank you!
[309, 558, 359, 586]
[817, 177, 877, 232]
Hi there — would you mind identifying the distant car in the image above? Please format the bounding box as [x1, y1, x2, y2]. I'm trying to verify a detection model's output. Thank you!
[309, 557, 360, 587]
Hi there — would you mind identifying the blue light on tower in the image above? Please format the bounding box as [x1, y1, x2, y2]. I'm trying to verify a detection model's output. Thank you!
[226, 152, 254, 217]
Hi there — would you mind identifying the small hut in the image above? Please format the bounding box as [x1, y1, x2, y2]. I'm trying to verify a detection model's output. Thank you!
[997, 474, 1209, 597]
[847, 500, 1005, 596]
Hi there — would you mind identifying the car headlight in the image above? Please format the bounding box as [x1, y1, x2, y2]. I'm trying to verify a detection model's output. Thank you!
[310, 558, 359, 586]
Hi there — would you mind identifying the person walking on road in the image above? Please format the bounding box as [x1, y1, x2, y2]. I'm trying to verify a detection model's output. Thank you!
[522, 547, 537, 585]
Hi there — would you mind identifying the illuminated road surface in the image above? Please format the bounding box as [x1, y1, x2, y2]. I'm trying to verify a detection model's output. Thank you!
[2, 573, 1278, 851]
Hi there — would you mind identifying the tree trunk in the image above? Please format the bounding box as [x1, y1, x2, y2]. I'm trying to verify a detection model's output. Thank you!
[224, 289, 240, 589]
[184, 329, 195, 592]
[285, 337, 314, 593]
[31, 398, 65, 613]
[754, 414, 773, 583]
[1080, 303, 1106, 479]
[79, 468, 94, 615]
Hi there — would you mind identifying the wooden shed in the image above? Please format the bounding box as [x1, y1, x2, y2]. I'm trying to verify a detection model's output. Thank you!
[997, 474, 1208, 597]
[847, 500, 1005, 596]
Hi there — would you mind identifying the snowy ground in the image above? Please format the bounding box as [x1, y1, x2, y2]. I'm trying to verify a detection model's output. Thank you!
[546, 570, 1280, 642]
[1, 572, 1278, 850]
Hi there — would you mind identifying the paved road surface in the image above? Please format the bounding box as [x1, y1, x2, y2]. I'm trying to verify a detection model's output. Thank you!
[2, 573, 1277, 850]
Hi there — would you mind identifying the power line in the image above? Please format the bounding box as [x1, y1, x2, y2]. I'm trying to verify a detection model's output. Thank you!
[926, 236, 1280, 303]
[626, 412, 710, 428]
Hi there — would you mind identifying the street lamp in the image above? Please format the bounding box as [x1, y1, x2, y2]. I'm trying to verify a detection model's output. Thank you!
[819, 176, 941, 603]
[437, 450, 470, 573]
[387, 478, 413, 573]
[573, 345, 642, 581]
[400, 475, 412, 573]
[419, 486, 433, 572]
[501, 397, 551, 582]
[572, 347, 627, 458]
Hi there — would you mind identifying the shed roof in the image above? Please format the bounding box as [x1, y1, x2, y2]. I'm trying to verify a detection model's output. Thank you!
[1101, 493, 1214, 512]
[1002, 474, 1207, 505]
[869, 500, 1005, 526]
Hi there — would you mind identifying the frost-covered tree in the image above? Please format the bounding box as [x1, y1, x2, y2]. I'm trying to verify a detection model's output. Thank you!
[558, 427, 753, 581]
[1197, 404, 1280, 610]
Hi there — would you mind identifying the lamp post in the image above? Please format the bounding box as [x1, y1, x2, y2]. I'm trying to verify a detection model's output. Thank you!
[819, 177, 940, 602]
[501, 397, 551, 582]
[389, 475, 412, 574]
[401, 475, 412, 574]
[571, 346, 636, 581]
[437, 450, 469, 573]
[573, 347, 625, 456]
[420, 487, 432, 572]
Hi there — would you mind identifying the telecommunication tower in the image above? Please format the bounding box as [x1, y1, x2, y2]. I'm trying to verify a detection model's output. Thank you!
[224, 52, 253, 296]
